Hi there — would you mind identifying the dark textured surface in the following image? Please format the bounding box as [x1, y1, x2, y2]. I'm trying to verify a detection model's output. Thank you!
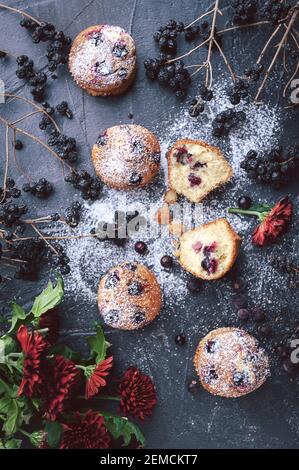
[0, 0, 299, 449]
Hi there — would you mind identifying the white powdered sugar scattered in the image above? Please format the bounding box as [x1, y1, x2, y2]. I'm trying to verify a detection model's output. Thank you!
[47, 80, 282, 313]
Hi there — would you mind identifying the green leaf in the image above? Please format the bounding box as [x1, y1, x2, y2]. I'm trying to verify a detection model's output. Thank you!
[6, 303, 27, 335]
[49, 344, 80, 362]
[0, 336, 18, 355]
[44, 420, 62, 449]
[2, 400, 20, 435]
[0, 438, 22, 449]
[31, 275, 64, 318]
[104, 415, 145, 447]
[0, 377, 11, 396]
[87, 325, 110, 363]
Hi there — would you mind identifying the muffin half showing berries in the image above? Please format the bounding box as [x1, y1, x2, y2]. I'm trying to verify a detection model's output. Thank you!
[69, 25, 136, 96]
[177, 218, 241, 280]
[167, 139, 232, 203]
[194, 327, 270, 398]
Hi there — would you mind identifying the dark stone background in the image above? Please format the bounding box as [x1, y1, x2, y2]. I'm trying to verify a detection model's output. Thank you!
[0, 0, 298, 449]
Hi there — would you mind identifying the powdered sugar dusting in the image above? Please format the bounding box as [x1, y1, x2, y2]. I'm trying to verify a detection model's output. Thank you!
[47, 80, 283, 324]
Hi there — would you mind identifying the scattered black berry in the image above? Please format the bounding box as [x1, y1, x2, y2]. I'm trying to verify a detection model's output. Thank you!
[212, 108, 246, 137]
[160, 255, 173, 268]
[175, 334, 187, 345]
[238, 195, 252, 209]
[134, 241, 147, 254]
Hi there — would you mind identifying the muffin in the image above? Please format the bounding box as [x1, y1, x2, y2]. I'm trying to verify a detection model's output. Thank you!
[92, 124, 161, 190]
[167, 139, 232, 203]
[98, 262, 162, 330]
[194, 327, 270, 398]
[68, 25, 136, 96]
[178, 218, 241, 280]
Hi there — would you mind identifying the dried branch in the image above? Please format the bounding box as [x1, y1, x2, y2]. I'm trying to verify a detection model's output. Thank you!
[0, 3, 42, 26]
[0, 125, 9, 203]
[255, 8, 299, 102]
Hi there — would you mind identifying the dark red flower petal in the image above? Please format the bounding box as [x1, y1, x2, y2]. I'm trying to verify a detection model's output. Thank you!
[17, 325, 48, 398]
[119, 367, 157, 420]
[252, 196, 292, 246]
[42, 355, 80, 421]
[60, 411, 111, 449]
[85, 356, 113, 399]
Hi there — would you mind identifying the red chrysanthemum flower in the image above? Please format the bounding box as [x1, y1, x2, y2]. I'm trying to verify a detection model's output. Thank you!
[252, 196, 292, 247]
[228, 196, 293, 247]
[17, 325, 48, 398]
[85, 356, 113, 399]
[43, 355, 80, 421]
[118, 367, 157, 420]
[60, 411, 111, 449]
[38, 308, 59, 345]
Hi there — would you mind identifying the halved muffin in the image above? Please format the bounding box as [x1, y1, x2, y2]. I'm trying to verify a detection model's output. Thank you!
[167, 139, 232, 203]
[178, 218, 241, 280]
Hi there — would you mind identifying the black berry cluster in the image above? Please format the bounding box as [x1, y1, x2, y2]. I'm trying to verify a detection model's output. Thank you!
[64, 170, 102, 201]
[270, 255, 299, 289]
[185, 20, 210, 42]
[20, 19, 72, 78]
[39, 105, 78, 163]
[56, 101, 73, 119]
[153, 20, 184, 54]
[8, 238, 46, 281]
[262, 0, 291, 24]
[144, 58, 191, 99]
[0, 201, 28, 227]
[232, 0, 257, 25]
[188, 85, 213, 116]
[51, 244, 71, 275]
[64, 201, 82, 228]
[23, 178, 53, 199]
[212, 109, 246, 137]
[227, 78, 250, 105]
[240, 145, 299, 189]
[0, 178, 21, 201]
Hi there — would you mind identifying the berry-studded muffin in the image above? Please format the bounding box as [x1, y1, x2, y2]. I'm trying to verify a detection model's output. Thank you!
[68, 25, 136, 96]
[92, 124, 161, 190]
[167, 139, 232, 203]
[98, 262, 162, 330]
[194, 327, 270, 398]
[178, 218, 241, 280]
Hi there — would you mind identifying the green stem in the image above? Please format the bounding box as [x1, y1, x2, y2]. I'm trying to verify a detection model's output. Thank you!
[7, 352, 22, 358]
[78, 395, 120, 402]
[228, 207, 265, 221]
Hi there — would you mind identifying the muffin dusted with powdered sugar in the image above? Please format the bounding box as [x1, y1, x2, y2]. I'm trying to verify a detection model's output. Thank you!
[98, 262, 162, 330]
[68, 25, 136, 96]
[194, 328, 270, 398]
[92, 124, 161, 190]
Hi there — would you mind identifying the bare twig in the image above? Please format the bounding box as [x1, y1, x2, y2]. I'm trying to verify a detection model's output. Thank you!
[213, 38, 236, 82]
[256, 24, 282, 64]
[30, 224, 59, 255]
[0, 93, 60, 132]
[205, 0, 219, 88]
[0, 115, 72, 171]
[0, 3, 42, 25]
[0, 125, 9, 203]
[185, 8, 216, 30]
[255, 8, 298, 102]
